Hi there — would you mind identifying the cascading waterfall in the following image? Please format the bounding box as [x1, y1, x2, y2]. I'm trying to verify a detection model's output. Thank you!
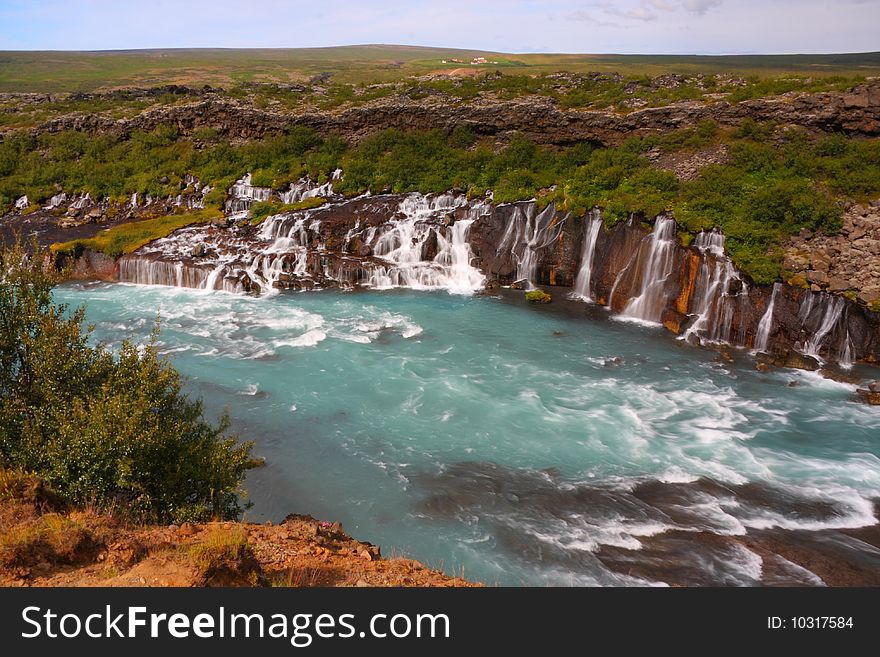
[225, 174, 273, 218]
[363, 194, 486, 293]
[496, 203, 563, 289]
[44, 193, 67, 209]
[106, 180, 870, 367]
[117, 189, 487, 296]
[618, 216, 678, 323]
[754, 283, 779, 352]
[839, 327, 854, 369]
[570, 210, 602, 302]
[681, 230, 748, 345]
[280, 178, 334, 204]
[802, 295, 846, 361]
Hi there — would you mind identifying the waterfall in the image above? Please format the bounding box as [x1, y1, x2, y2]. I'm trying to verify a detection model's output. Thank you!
[71, 193, 92, 210]
[225, 174, 273, 218]
[118, 256, 214, 290]
[619, 216, 678, 324]
[839, 327, 854, 370]
[570, 210, 602, 302]
[44, 193, 67, 209]
[280, 178, 334, 204]
[754, 283, 779, 352]
[496, 203, 563, 289]
[117, 190, 486, 297]
[802, 295, 846, 360]
[364, 194, 485, 293]
[130, 193, 139, 208]
[681, 230, 748, 345]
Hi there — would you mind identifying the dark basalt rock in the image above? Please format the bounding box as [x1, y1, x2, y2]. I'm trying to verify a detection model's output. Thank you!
[31, 81, 880, 146]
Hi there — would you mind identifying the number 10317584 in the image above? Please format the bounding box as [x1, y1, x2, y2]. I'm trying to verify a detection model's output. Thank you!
[768, 617, 854, 629]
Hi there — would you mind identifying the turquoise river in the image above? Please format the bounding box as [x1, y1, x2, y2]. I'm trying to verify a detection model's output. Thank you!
[55, 282, 880, 586]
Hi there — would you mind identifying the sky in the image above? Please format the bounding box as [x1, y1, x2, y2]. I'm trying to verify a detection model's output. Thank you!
[0, 0, 877, 55]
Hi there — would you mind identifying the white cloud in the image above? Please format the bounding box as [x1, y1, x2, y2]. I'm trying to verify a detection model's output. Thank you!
[645, 0, 676, 11]
[604, 4, 657, 21]
[681, 0, 723, 15]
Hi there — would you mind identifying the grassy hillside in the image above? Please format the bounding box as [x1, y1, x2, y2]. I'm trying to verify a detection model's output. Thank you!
[1, 46, 879, 92]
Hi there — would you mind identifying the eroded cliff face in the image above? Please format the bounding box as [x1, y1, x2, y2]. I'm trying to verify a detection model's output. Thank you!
[30, 81, 880, 146]
[70, 182, 879, 369]
[469, 202, 880, 367]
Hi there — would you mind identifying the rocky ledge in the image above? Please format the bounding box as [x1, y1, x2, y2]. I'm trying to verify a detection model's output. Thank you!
[0, 473, 477, 588]
[29, 81, 880, 146]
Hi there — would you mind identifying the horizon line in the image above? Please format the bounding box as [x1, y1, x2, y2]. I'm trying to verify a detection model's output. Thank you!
[1, 44, 879, 58]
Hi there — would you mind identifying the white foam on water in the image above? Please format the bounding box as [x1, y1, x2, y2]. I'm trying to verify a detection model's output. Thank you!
[239, 383, 260, 396]
[726, 544, 764, 584]
[657, 467, 700, 484]
[768, 556, 826, 586]
[275, 329, 328, 349]
[781, 368, 860, 392]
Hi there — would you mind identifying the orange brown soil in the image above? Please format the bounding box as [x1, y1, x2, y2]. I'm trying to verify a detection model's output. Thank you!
[0, 474, 479, 588]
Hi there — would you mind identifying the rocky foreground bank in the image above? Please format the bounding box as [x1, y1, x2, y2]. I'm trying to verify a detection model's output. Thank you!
[0, 473, 476, 587]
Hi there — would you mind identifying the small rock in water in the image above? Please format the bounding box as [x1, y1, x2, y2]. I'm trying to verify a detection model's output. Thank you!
[755, 362, 770, 372]
[855, 388, 880, 405]
[714, 350, 734, 364]
[868, 380, 880, 393]
[192, 243, 206, 257]
[788, 380, 800, 387]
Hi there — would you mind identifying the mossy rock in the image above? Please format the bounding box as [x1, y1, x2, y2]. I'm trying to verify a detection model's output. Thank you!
[525, 289, 552, 303]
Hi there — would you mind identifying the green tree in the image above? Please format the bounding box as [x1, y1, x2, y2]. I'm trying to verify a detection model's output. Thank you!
[0, 241, 255, 522]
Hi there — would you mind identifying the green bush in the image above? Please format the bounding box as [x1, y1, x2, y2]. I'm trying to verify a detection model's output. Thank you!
[0, 242, 255, 522]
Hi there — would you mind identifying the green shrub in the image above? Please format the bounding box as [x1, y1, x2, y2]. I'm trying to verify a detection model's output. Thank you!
[0, 242, 255, 522]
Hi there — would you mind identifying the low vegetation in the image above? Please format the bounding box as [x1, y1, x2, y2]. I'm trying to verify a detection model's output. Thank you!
[51, 208, 222, 258]
[0, 242, 255, 522]
[2, 113, 879, 283]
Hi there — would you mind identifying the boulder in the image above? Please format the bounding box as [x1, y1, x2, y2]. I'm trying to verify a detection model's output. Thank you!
[855, 388, 880, 405]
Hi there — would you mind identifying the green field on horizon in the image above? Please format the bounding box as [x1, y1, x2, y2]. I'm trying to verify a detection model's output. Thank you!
[1, 45, 879, 92]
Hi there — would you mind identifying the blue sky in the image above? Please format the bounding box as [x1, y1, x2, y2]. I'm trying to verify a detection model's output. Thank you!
[0, 0, 877, 54]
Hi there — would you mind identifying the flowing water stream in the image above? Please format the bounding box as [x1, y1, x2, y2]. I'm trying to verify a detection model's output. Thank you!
[55, 282, 880, 586]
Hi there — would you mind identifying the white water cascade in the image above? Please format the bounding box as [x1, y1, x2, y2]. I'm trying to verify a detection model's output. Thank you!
[44, 193, 67, 209]
[280, 178, 334, 204]
[681, 230, 749, 345]
[754, 283, 779, 352]
[618, 216, 678, 323]
[362, 194, 486, 293]
[570, 210, 603, 302]
[225, 174, 273, 219]
[118, 191, 488, 296]
[802, 294, 846, 361]
[496, 203, 563, 289]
